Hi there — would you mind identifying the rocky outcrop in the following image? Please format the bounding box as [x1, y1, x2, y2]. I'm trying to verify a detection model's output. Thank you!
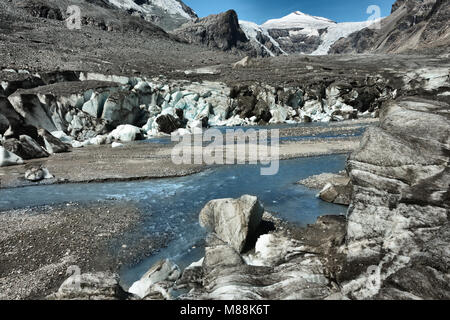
[330, 0, 450, 54]
[172, 10, 253, 54]
[178, 207, 347, 300]
[340, 96, 450, 299]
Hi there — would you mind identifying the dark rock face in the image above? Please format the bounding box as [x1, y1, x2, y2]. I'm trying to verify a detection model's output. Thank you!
[172, 10, 252, 53]
[268, 28, 322, 54]
[38, 128, 71, 154]
[0, 113, 9, 135]
[231, 86, 274, 123]
[155, 114, 183, 134]
[330, 0, 450, 54]
[17, 0, 63, 20]
[341, 97, 450, 299]
[2, 136, 49, 160]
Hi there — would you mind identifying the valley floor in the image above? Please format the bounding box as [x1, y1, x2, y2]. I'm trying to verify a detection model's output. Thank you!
[0, 121, 368, 299]
[0, 120, 372, 188]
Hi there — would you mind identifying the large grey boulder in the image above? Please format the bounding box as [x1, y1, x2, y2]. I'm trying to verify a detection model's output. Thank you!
[38, 128, 71, 154]
[341, 97, 450, 300]
[2, 135, 49, 160]
[199, 195, 264, 253]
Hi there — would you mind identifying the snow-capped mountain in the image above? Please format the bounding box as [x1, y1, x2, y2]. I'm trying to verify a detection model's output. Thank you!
[262, 11, 336, 30]
[107, 0, 197, 30]
[240, 11, 377, 56]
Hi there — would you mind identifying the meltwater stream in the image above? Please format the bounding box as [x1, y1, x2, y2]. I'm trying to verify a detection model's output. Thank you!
[0, 154, 348, 287]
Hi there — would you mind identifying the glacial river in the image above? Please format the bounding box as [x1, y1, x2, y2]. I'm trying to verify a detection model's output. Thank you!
[0, 154, 348, 287]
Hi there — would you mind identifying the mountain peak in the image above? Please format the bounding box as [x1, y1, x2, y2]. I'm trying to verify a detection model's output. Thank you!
[262, 10, 336, 29]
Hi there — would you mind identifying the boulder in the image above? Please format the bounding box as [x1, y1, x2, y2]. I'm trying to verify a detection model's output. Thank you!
[48, 272, 128, 300]
[233, 56, 252, 69]
[2, 135, 49, 160]
[38, 128, 71, 154]
[319, 179, 352, 206]
[24, 166, 53, 182]
[128, 259, 181, 299]
[0, 146, 23, 167]
[199, 195, 264, 253]
[155, 114, 184, 134]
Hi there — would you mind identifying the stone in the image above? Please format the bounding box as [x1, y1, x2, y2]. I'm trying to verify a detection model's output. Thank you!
[2, 135, 49, 160]
[38, 128, 71, 154]
[0, 146, 23, 167]
[155, 114, 184, 134]
[233, 56, 252, 69]
[319, 179, 352, 206]
[128, 259, 181, 299]
[48, 272, 128, 300]
[199, 195, 264, 253]
[24, 167, 53, 182]
[112, 142, 124, 148]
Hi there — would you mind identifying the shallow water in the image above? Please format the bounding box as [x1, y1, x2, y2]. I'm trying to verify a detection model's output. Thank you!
[0, 154, 348, 288]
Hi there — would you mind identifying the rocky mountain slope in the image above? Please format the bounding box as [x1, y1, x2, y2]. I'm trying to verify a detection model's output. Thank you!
[107, 0, 197, 30]
[330, 0, 450, 54]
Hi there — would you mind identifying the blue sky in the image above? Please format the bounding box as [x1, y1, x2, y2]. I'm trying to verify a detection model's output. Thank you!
[183, 0, 396, 24]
